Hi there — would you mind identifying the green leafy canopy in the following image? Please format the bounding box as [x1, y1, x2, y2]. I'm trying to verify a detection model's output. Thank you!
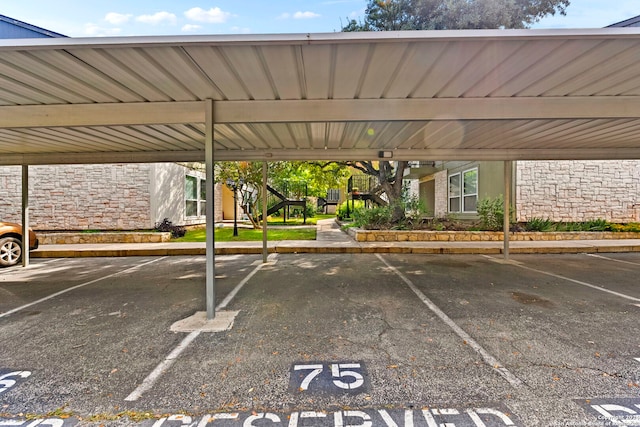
[343, 0, 570, 31]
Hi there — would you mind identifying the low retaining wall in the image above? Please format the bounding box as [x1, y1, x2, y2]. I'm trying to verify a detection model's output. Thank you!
[347, 228, 640, 242]
[38, 232, 172, 245]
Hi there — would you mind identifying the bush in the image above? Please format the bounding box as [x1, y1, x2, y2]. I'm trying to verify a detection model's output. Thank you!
[525, 217, 555, 232]
[304, 200, 317, 218]
[584, 219, 611, 231]
[155, 218, 186, 238]
[337, 200, 365, 220]
[477, 195, 506, 231]
[610, 222, 640, 232]
[352, 205, 394, 229]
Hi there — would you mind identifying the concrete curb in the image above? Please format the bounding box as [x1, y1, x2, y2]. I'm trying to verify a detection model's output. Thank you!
[29, 241, 640, 258]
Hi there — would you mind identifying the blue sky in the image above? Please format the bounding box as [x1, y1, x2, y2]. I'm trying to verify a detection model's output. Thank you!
[1, 0, 638, 37]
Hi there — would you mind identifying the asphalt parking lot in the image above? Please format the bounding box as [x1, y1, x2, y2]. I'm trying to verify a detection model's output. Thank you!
[1, 253, 639, 426]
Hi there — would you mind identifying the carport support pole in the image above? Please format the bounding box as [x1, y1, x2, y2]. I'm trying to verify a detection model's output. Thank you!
[262, 161, 268, 263]
[21, 165, 29, 267]
[205, 99, 216, 320]
[503, 160, 513, 260]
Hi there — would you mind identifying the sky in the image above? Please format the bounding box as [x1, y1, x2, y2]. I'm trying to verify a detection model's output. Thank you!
[0, 0, 638, 38]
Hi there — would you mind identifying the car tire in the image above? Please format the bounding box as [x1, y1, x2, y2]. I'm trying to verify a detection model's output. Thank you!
[0, 237, 22, 267]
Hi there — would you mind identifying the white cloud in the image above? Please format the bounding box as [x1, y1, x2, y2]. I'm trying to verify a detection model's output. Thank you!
[231, 26, 252, 34]
[104, 12, 132, 25]
[136, 11, 177, 25]
[293, 11, 321, 19]
[182, 24, 202, 32]
[84, 23, 122, 36]
[184, 7, 231, 24]
[278, 11, 321, 20]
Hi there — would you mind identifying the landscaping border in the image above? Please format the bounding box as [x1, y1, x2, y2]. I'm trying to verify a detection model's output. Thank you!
[346, 228, 640, 242]
[38, 232, 172, 245]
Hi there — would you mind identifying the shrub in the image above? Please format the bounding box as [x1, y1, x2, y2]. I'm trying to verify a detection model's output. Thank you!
[477, 195, 505, 231]
[525, 217, 555, 232]
[304, 200, 317, 218]
[584, 219, 611, 231]
[610, 222, 640, 232]
[352, 205, 394, 229]
[337, 200, 365, 220]
[155, 218, 186, 238]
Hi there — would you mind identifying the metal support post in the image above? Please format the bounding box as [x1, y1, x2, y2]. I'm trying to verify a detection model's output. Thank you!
[503, 160, 513, 260]
[263, 161, 268, 263]
[21, 165, 29, 267]
[205, 99, 216, 320]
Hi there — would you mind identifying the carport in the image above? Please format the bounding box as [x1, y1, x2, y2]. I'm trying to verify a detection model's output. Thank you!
[2, 28, 640, 319]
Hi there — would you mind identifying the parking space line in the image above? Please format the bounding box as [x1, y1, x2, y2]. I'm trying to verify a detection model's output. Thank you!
[483, 255, 640, 303]
[124, 256, 273, 402]
[585, 253, 640, 266]
[0, 257, 166, 319]
[375, 254, 524, 389]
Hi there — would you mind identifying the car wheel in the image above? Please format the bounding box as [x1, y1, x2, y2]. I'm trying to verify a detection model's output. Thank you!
[0, 237, 22, 267]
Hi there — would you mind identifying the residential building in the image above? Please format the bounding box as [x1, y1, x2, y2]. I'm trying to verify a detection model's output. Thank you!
[0, 15, 227, 230]
[406, 15, 640, 224]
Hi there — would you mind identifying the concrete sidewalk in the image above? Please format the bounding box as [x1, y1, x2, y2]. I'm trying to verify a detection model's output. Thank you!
[30, 218, 640, 258]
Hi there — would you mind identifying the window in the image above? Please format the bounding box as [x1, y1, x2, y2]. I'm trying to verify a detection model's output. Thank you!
[199, 179, 207, 217]
[448, 168, 478, 213]
[185, 175, 206, 217]
[448, 173, 461, 212]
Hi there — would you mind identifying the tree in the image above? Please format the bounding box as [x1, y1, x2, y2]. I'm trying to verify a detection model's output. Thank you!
[343, 0, 570, 222]
[343, 0, 570, 31]
[215, 161, 266, 229]
[214, 161, 350, 228]
[347, 161, 408, 223]
[269, 161, 350, 199]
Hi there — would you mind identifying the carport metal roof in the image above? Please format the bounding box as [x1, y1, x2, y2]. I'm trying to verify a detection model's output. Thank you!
[2, 28, 640, 165]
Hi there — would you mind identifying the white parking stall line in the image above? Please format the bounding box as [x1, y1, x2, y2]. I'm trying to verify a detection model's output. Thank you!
[585, 253, 640, 266]
[0, 257, 166, 319]
[375, 254, 524, 389]
[125, 256, 273, 402]
[483, 255, 640, 304]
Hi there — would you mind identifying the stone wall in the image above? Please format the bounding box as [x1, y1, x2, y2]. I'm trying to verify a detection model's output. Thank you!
[434, 170, 448, 217]
[516, 160, 640, 222]
[349, 228, 640, 242]
[0, 164, 153, 230]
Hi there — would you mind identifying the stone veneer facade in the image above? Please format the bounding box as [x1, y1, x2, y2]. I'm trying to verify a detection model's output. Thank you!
[516, 160, 640, 223]
[0, 163, 222, 230]
[433, 170, 448, 217]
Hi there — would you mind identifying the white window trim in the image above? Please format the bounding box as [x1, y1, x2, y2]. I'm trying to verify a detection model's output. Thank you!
[448, 167, 478, 213]
[186, 175, 206, 218]
[462, 168, 478, 213]
[448, 172, 461, 213]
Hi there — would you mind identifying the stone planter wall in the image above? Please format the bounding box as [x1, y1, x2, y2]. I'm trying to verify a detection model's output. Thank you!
[38, 232, 172, 245]
[347, 228, 640, 242]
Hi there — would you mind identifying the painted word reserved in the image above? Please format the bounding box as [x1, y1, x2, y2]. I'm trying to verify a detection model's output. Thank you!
[150, 408, 518, 427]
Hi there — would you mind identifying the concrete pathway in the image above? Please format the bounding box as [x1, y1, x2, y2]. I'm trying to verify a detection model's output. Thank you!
[29, 218, 640, 259]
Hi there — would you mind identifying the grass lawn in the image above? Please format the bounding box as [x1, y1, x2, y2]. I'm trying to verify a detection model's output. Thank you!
[174, 227, 317, 242]
[266, 213, 334, 226]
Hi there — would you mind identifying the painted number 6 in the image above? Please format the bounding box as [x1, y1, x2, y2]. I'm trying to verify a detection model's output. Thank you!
[0, 370, 31, 394]
[331, 363, 364, 390]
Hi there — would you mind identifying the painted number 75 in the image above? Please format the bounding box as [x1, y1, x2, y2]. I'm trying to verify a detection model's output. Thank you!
[0, 371, 31, 394]
[293, 363, 365, 391]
